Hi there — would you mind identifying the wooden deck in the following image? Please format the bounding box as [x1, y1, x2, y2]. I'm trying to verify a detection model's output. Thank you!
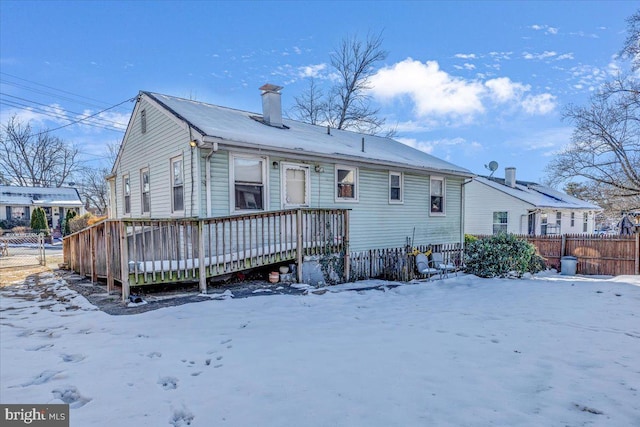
[63, 209, 349, 300]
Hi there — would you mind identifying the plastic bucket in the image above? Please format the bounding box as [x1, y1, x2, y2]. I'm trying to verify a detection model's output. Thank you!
[561, 256, 577, 276]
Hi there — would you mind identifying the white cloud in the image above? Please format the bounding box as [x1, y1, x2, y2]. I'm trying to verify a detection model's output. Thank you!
[547, 27, 559, 35]
[506, 127, 573, 153]
[523, 51, 557, 60]
[529, 24, 559, 35]
[370, 59, 486, 119]
[521, 93, 556, 115]
[371, 58, 557, 124]
[463, 63, 476, 70]
[555, 53, 574, 60]
[298, 63, 327, 78]
[484, 77, 529, 103]
[454, 53, 477, 59]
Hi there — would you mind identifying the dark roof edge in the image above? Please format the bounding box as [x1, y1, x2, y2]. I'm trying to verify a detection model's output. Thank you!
[142, 91, 208, 138]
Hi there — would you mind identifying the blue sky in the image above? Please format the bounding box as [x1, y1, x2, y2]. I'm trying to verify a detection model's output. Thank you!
[0, 1, 637, 183]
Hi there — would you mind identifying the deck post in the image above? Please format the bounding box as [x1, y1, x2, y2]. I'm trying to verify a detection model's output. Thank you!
[198, 220, 207, 293]
[105, 221, 114, 292]
[296, 209, 303, 283]
[90, 226, 98, 283]
[343, 210, 350, 282]
[636, 232, 639, 275]
[119, 220, 130, 301]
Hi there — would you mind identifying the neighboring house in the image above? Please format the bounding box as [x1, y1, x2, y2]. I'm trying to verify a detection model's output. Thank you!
[464, 168, 602, 236]
[109, 85, 474, 252]
[0, 185, 84, 231]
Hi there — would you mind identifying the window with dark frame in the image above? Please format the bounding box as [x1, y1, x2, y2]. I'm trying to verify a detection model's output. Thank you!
[430, 177, 444, 214]
[336, 166, 357, 201]
[583, 212, 588, 232]
[234, 157, 264, 210]
[123, 175, 131, 214]
[171, 158, 184, 212]
[141, 168, 150, 214]
[571, 212, 575, 227]
[389, 172, 402, 203]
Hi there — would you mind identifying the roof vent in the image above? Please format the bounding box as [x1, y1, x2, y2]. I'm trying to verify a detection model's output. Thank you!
[505, 167, 516, 188]
[259, 83, 283, 128]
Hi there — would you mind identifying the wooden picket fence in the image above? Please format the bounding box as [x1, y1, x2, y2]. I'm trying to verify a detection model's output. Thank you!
[349, 243, 463, 282]
[475, 234, 639, 276]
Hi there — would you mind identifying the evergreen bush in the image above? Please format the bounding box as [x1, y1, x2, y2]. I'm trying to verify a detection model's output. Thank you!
[63, 210, 78, 236]
[464, 233, 546, 278]
[30, 207, 49, 235]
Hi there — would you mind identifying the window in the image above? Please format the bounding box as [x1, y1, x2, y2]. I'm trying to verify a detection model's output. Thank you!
[430, 177, 445, 214]
[541, 213, 548, 235]
[493, 211, 508, 234]
[140, 168, 150, 214]
[583, 212, 588, 232]
[233, 156, 265, 211]
[556, 211, 562, 229]
[389, 172, 403, 203]
[123, 175, 131, 214]
[336, 165, 358, 202]
[140, 109, 147, 134]
[282, 163, 309, 207]
[571, 212, 575, 227]
[171, 157, 184, 212]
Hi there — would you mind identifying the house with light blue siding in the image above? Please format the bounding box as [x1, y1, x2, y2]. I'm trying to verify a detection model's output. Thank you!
[109, 85, 473, 254]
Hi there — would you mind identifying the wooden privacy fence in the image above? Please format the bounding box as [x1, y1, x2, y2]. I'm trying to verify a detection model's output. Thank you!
[63, 209, 349, 300]
[476, 234, 639, 276]
[349, 243, 463, 282]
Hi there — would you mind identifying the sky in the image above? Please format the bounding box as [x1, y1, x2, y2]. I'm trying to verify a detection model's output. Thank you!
[0, 1, 637, 184]
[2, 271, 640, 426]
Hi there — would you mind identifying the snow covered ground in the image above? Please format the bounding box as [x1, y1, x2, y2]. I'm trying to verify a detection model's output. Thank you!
[1, 271, 639, 426]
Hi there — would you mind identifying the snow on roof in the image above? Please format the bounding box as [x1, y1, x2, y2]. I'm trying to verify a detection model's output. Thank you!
[146, 92, 473, 177]
[0, 185, 83, 207]
[475, 176, 602, 210]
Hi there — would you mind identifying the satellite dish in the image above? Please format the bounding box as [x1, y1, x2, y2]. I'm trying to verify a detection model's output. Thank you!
[484, 161, 499, 177]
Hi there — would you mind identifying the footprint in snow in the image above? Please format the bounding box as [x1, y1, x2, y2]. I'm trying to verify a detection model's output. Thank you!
[16, 370, 63, 387]
[170, 407, 194, 426]
[26, 343, 54, 351]
[158, 376, 178, 390]
[61, 353, 86, 363]
[147, 351, 162, 358]
[51, 386, 92, 408]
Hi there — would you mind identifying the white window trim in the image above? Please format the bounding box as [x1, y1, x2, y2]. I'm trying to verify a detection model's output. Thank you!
[170, 156, 185, 214]
[140, 167, 150, 216]
[389, 171, 403, 204]
[429, 176, 446, 216]
[281, 163, 310, 208]
[123, 174, 131, 216]
[492, 211, 508, 234]
[229, 153, 268, 213]
[335, 164, 359, 203]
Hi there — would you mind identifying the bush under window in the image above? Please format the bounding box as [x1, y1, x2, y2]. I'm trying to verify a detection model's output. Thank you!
[464, 233, 546, 278]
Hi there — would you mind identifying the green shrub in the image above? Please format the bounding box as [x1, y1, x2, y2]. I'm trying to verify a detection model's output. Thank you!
[30, 207, 49, 235]
[62, 210, 78, 236]
[464, 233, 546, 278]
[464, 234, 478, 246]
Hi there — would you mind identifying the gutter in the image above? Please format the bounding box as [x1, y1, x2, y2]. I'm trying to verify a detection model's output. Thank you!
[201, 135, 475, 179]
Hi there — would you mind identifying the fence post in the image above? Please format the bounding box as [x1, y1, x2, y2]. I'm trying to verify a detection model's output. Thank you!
[39, 233, 46, 266]
[561, 234, 567, 257]
[296, 209, 303, 283]
[90, 226, 97, 283]
[105, 222, 113, 292]
[343, 210, 350, 282]
[634, 229, 640, 274]
[119, 221, 130, 301]
[198, 220, 207, 294]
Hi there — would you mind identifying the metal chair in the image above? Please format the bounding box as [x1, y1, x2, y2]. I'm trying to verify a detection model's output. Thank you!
[415, 253, 438, 281]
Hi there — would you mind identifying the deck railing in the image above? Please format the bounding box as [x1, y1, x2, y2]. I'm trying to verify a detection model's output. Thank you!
[63, 209, 349, 299]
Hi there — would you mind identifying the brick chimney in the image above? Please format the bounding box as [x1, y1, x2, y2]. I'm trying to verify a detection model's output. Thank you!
[259, 84, 283, 128]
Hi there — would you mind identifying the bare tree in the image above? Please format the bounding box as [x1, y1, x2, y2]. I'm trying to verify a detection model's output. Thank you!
[79, 166, 110, 215]
[291, 78, 326, 125]
[621, 10, 640, 70]
[291, 31, 393, 136]
[546, 12, 640, 212]
[0, 115, 81, 187]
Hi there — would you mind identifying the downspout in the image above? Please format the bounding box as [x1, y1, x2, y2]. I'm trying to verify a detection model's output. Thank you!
[461, 178, 473, 250]
[204, 143, 219, 217]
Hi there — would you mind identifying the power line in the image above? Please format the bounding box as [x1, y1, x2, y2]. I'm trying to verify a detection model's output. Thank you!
[1, 92, 127, 131]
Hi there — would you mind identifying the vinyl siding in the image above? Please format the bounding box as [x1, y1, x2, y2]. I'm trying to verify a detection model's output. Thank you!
[113, 98, 194, 218]
[207, 151, 463, 251]
[464, 180, 533, 235]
